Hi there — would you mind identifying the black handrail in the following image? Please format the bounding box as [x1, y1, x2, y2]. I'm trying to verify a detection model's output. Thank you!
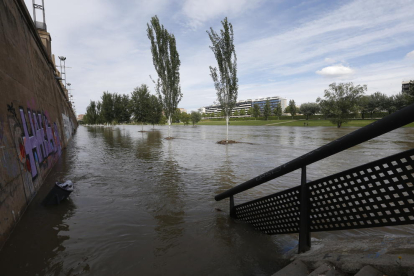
[215, 103, 414, 201]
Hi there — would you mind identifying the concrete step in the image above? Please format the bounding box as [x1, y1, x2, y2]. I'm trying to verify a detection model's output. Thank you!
[273, 261, 386, 276]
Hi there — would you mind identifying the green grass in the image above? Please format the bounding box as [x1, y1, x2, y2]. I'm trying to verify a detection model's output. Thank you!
[195, 119, 414, 127]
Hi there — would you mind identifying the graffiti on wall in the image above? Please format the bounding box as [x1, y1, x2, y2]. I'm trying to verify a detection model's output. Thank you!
[6, 103, 62, 180]
[62, 113, 75, 143]
[0, 114, 20, 179]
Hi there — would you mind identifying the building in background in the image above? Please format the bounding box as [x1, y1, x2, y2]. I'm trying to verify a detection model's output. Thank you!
[402, 80, 413, 92]
[202, 96, 287, 116]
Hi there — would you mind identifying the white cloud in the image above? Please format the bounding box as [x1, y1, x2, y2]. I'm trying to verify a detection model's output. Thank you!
[406, 50, 414, 59]
[316, 64, 355, 78]
[181, 0, 263, 29]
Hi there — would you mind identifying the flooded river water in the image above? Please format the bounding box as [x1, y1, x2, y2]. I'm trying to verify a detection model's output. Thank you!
[1, 125, 413, 275]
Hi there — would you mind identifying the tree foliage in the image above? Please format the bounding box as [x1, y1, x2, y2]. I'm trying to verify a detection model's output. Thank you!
[273, 102, 282, 119]
[147, 15, 182, 137]
[287, 100, 297, 117]
[263, 100, 271, 120]
[317, 82, 366, 128]
[101, 92, 114, 124]
[253, 104, 260, 119]
[207, 17, 238, 142]
[300, 102, 320, 120]
[148, 94, 163, 128]
[191, 111, 202, 126]
[247, 107, 253, 116]
[181, 112, 190, 125]
[131, 84, 151, 130]
[84, 100, 98, 124]
[172, 108, 181, 123]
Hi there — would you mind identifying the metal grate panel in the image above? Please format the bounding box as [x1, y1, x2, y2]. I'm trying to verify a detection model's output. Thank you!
[234, 187, 301, 234]
[309, 149, 414, 232]
[233, 149, 414, 236]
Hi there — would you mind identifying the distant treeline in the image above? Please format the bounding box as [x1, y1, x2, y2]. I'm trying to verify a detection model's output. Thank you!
[83, 85, 202, 126]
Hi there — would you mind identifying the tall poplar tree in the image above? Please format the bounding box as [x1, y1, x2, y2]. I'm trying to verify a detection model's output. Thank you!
[147, 15, 182, 138]
[207, 17, 238, 143]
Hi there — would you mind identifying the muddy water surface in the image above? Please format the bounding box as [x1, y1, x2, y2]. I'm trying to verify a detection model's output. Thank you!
[0, 125, 413, 275]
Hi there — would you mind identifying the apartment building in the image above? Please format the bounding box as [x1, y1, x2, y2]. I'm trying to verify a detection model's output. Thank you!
[202, 96, 287, 116]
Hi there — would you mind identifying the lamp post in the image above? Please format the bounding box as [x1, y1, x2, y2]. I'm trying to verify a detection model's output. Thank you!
[58, 56, 67, 88]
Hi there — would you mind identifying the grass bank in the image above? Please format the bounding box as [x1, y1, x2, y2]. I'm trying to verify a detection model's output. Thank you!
[196, 119, 414, 127]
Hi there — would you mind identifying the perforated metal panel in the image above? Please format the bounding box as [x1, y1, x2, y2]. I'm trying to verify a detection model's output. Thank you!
[234, 187, 301, 234]
[309, 149, 414, 232]
[233, 149, 414, 235]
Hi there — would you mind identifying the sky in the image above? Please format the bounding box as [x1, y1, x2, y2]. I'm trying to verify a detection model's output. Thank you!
[24, 0, 414, 114]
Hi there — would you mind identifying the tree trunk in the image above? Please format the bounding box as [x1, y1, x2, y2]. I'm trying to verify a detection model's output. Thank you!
[226, 115, 229, 142]
[337, 122, 342, 128]
[142, 122, 144, 131]
[168, 115, 171, 138]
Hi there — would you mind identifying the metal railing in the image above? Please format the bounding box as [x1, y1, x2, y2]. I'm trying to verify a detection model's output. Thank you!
[215, 103, 414, 253]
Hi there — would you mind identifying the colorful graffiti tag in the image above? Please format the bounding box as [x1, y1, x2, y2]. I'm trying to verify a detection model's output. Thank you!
[7, 103, 62, 179]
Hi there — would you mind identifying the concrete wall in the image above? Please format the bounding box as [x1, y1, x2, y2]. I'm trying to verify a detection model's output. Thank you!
[0, 0, 78, 248]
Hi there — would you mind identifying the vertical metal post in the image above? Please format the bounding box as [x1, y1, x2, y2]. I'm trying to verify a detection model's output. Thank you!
[230, 196, 236, 218]
[298, 166, 311, 253]
[42, 0, 46, 27]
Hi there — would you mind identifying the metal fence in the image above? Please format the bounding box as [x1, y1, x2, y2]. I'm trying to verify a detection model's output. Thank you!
[215, 103, 414, 253]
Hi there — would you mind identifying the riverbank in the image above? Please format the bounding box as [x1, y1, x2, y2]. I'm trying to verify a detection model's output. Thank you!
[195, 119, 414, 127]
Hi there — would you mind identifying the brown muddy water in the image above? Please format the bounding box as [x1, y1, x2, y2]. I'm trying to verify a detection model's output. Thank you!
[0, 125, 413, 275]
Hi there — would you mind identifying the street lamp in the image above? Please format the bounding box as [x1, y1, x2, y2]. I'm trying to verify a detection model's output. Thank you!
[58, 56, 67, 88]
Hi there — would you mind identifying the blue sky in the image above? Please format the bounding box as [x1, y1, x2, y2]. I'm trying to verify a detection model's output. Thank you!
[25, 0, 414, 114]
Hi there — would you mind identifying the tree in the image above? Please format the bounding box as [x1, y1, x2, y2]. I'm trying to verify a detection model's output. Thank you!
[393, 92, 407, 111]
[95, 101, 103, 124]
[148, 94, 163, 128]
[233, 110, 239, 117]
[181, 112, 190, 125]
[240, 109, 246, 116]
[366, 92, 387, 118]
[288, 100, 297, 118]
[131, 84, 151, 131]
[112, 93, 123, 124]
[207, 17, 238, 143]
[358, 96, 370, 119]
[247, 107, 253, 116]
[120, 94, 132, 123]
[263, 100, 271, 120]
[84, 100, 98, 124]
[101, 92, 114, 124]
[253, 104, 260, 119]
[273, 102, 282, 120]
[300, 103, 320, 120]
[316, 82, 366, 128]
[191, 111, 202, 126]
[147, 15, 182, 138]
[172, 108, 181, 123]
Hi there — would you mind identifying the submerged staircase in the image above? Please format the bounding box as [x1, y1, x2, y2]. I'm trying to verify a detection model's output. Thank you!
[273, 260, 385, 276]
[215, 103, 414, 253]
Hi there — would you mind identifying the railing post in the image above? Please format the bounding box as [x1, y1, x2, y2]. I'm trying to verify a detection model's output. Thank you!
[298, 166, 311, 253]
[230, 196, 236, 218]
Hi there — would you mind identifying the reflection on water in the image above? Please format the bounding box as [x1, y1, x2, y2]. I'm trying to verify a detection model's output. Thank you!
[0, 125, 413, 275]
